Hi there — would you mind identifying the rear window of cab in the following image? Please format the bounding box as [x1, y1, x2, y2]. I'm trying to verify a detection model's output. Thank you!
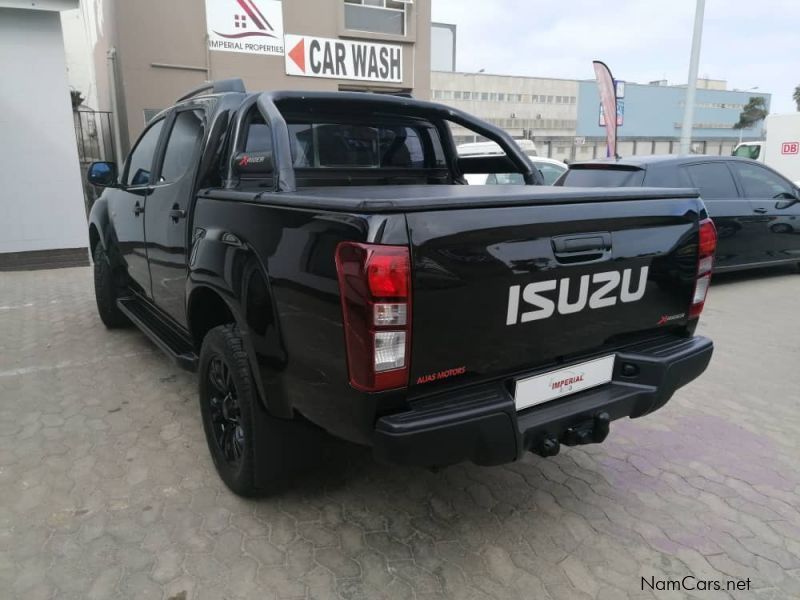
[243, 119, 447, 170]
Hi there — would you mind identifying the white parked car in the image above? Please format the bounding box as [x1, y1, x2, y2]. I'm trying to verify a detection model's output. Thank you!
[458, 138, 539, 157]
[463, 156, 567, 186]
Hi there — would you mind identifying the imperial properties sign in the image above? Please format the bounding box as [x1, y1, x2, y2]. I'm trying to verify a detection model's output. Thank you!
[205, 0, 284, 55]
[285, 34, 402, 83]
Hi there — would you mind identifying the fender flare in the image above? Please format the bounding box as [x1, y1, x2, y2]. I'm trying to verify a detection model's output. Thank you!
[187, 233, 290, 418]
[87, 196, 123, 268]
[88, 197, 110, 252]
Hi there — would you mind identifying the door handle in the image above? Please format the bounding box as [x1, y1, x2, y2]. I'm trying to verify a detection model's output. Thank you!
[753, 207, 768, 214]
[133, 202, 144, 216]
[169, 204, 187, 222]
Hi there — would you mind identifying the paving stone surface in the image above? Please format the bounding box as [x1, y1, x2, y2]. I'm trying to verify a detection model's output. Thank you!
[0, 266, 798, 599]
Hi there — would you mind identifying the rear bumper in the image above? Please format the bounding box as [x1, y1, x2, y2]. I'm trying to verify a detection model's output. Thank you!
[373, 335, 713, 467]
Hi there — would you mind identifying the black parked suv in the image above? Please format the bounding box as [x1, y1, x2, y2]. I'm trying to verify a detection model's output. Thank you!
[557, 155, 800, 272]
[86, 80, 714, 496]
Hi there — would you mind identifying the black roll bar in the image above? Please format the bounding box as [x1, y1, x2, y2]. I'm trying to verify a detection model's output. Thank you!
[243, 90, 538, 192]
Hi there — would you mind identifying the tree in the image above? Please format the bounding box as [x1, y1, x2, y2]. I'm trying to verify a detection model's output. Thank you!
[733, 96, 768, 129]
[794, 85, 800, 111]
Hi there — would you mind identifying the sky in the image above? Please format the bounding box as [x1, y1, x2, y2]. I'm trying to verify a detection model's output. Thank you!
[431, 0, 800, 113]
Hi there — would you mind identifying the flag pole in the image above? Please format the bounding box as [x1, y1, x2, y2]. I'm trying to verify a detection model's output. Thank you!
[679, 0, 706, 154]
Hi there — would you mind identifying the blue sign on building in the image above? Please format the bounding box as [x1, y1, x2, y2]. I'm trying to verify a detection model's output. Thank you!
[577, 80, 770, 139]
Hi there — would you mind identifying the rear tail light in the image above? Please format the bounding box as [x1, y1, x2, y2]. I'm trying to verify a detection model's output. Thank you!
[689, 218, 717, 319]
[335, 243, 411, 392]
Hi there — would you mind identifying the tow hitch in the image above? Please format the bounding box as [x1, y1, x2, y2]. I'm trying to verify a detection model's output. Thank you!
[532, 412, 611, 458]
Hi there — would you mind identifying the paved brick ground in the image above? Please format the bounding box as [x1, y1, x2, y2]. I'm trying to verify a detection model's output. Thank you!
[0, 266, 798, 600]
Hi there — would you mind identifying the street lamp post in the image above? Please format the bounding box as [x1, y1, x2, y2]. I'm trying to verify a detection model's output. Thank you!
[679, 0, 706, 154]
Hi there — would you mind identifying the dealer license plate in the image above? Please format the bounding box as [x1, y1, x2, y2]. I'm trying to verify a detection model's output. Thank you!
[514, 355, 615, 411]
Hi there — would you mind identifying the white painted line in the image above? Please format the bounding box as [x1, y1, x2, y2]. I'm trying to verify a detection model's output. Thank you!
[0, 300, 60, 311]
[0, 303, 35, 311]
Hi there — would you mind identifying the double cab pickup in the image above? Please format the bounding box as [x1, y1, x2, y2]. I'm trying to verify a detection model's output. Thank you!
[87, 79, 714, 496]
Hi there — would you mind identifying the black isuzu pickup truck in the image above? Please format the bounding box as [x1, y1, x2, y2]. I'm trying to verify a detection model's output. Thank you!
[87, 79, 715, 496]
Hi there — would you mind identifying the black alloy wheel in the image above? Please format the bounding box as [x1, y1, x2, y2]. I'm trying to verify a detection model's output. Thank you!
[207, 355, 245, 465]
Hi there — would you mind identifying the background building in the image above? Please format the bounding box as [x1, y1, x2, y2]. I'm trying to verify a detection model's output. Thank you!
[431, 71, 579, 150]
[64, 0, 432, 156]
[430, 32, 770, 163]
[575, 78, 770, 160]
[0, 0, 88, 269]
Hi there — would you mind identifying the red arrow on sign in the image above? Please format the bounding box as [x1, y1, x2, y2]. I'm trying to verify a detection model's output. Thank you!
[288, 38, 305, 73]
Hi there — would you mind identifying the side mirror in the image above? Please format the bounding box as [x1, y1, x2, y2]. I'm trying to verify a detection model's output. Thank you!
[775, 197, 799, 210]
[87, 161, 118, 187]
[233, 151, 273, 178]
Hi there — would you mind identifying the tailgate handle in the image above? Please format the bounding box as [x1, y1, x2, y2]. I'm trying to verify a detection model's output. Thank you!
[552, 233, 611, 253]
[552, 233, 611, 264]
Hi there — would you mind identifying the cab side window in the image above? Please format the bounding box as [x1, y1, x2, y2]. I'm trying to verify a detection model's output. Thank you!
[729, 162, 794, 199]
[244, 122, 272, 153]
[684, 163, 739, 199]
[126, 119, 164, 186]
[160, 110, 205, 184]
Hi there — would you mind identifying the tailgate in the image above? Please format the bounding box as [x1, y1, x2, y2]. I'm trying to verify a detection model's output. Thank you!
[407, 195, 703, 394]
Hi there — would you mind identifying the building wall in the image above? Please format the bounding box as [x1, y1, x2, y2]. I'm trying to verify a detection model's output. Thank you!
[576, 80, 770, 140]
[0, 7, 87, 255]
[430, 22, 455, 72]
[61, 7, 98, 109]
[89, 0, 431, 145]
[431, 71, 578, 141]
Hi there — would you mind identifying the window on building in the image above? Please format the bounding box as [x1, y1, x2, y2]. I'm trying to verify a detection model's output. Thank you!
[344, 0, 407, 36]
[546, 95, 554, 103]
[432, 90, 442, 99]
[489, 92, 497, 101]
[454, 91, 462, 99]
[498, 93, 506, 101]
[684, 163, 739, 199]
[481, 92, 489, 101]
[160, 110, 205, 184]
[463, 91, 471, 100]
[442, 90, 453, 100]
[555, 96, 563, 103]
[125, 119, 164, 186]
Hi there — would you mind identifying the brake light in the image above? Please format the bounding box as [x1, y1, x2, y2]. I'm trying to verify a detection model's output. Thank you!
[689, 218, 717, 319]
[335, 243, 411, 392]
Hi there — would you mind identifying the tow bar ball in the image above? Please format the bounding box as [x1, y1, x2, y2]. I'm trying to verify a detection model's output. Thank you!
[533, 412, 611, 458]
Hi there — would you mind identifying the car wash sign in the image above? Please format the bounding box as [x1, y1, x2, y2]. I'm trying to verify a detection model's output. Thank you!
[285, 34, 402, 83]
[205, 0, 284, 55]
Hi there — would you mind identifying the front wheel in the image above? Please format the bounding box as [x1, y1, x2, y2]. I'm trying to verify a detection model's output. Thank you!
[93, 244, 131, 328]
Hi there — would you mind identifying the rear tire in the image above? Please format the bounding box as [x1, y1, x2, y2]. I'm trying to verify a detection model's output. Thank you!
[199, 324, 309, 497]
[93, 244, 131, 328]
